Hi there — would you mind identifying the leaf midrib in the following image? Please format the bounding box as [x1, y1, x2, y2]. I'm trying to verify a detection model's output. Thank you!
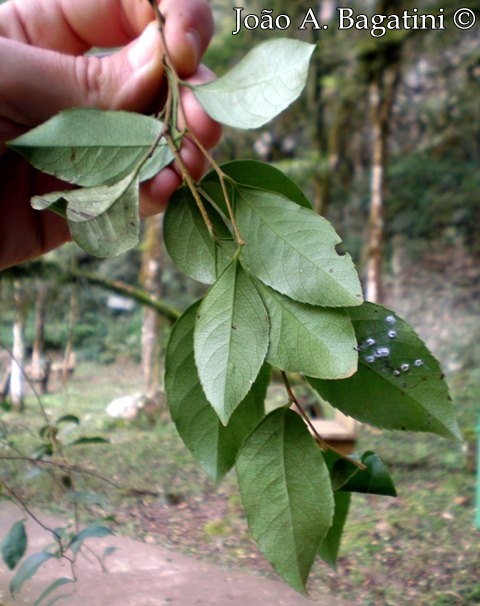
[238, 190, 347, 286]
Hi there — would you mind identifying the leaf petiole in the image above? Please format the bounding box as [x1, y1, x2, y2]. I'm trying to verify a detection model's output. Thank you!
[181, 129, 244, 246]
[149, 1, 245, 246]
[280, 372, 366, 470]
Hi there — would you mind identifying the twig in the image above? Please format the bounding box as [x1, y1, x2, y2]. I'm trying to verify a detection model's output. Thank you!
[0, 456, 123, 489]
[164, 131, 216, 239]
[174, 111, 245, 246]
[149, 2, 245, 245]
[3, 484, 63, 542]
[280, 372, 366, 470]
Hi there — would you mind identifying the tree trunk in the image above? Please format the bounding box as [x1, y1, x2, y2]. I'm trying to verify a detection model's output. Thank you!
[305, 1, 335, 216]
[10, 280, 27, 411]
[31, 282, 50, 393]
[62, 285, 78, 386]
[364, 20, 403, 302]
[141, 215, 165, 396]
[366, 78, 386, 304]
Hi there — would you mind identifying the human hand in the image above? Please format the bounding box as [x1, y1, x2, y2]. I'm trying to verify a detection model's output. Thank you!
[0, 0, 222, 269]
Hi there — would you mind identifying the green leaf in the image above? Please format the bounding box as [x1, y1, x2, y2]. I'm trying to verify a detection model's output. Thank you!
[202, 160, 312, 210]
[256, 282, 357, 379]
[234, 186, 363, 307]
[236, 408, 334, 593]
[32, 443, 53, 459]
[67, 525, 113, 557]
[32, 578, 73, 606]
[138, 140, 176, 183]
[7, 109, 173, 186]
[318, 492, 351, 568]
[10, 551, 56, 595]
[55, 415, 80, 426]
[322, 451, 358, 491]
[339, 452, 397, 497]
[163, 186, 235, 284]
[38, 424, 54, 439]
[103, 546, 117, 558]
[308, 302, 461, 440]
[2, 520, 27, 570]
[166, 302, 270, 482]
[32, 175, 141, 258]
[194, 262, 269, 424]
[191, 39, 315, 129]
[69, 525, 113, 554]
[32, 174, 136, 222]
[67, 177, 140, 258]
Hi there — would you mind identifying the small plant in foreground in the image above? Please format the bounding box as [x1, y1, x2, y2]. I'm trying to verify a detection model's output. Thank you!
[1, 409, 112, 604]
[4, 2, 460, 595]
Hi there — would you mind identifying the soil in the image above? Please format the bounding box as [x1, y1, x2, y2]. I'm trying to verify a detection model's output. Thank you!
[0, 502, 356, 606]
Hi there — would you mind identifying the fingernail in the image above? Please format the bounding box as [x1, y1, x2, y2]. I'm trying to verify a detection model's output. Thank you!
[128, 22, 160, 70]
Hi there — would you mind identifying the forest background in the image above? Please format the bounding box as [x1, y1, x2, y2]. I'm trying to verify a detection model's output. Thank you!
[0, 1, 480, 605]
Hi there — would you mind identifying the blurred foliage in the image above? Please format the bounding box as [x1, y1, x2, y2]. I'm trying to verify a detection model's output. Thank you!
[209, 0, 480, 256]
[387, 153, 480, 249]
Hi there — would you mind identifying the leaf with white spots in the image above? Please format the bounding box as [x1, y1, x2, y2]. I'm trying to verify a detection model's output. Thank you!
[308, 302, 461, 441]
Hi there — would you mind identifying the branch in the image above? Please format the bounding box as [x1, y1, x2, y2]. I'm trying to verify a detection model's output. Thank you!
[66, 269, 180, 323]
[0, 456, 123, 489]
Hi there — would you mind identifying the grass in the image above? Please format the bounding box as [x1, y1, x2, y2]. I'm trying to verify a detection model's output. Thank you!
[1, 362, 211, 515]
[326, 428, 479, 605]
[1, 359, 479, 605]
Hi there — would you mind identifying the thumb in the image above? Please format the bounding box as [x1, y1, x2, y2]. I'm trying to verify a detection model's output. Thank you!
[86, 19, 204, 109]
[1, 22, 173, 134]
[92, 21, 167, 111]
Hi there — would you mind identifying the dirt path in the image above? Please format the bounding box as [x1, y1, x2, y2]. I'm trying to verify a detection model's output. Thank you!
[0, 502, 357, 606]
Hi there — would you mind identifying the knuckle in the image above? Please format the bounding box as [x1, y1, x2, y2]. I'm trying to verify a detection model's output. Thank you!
[74, 55, 108, 107]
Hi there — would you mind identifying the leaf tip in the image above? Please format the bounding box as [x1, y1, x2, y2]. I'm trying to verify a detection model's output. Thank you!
[446, 421, 464, 443]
